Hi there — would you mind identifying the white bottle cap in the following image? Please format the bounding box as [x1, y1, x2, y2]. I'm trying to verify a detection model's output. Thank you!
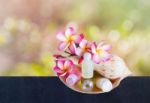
[66, 74, 78, 86]
[96, 78, 113, 92]
[83, 52, 92, 60]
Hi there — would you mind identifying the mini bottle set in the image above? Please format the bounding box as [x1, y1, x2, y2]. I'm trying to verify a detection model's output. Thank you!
[53, 26, 131, 94]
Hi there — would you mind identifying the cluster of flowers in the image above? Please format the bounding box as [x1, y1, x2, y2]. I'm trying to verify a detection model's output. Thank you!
[53, 26, 112, 84]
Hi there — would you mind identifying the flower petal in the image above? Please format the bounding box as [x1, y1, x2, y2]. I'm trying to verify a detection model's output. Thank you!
[78, 57, 83, 64]
[76, 48, 83, 56]
[53, 54, 64, 59]
[99, 51, 111, 62]
[101, 44, 112, 51]
[92, 54, 101, 64]
[56, 32, 66, 41]
[58, 42, 69, 51]
[58, 72, 67, 77]
[64, 60, 73, 69]
[57, 60, 64, 68]
[69, 42, 76, 54]
[53, 66, 63, 73]
[65, 27, 75, 37]
[79, 39, 87, 48]
[97, 41, 104, 49]
[91, 42, 97, 54]
[74, 34, 84, 43]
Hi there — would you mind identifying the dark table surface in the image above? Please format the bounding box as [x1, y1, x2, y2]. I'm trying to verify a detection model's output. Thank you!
[0, 77, 150, 103]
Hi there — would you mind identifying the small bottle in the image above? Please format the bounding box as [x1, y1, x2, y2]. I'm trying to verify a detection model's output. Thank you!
[81, 53, 94, 79]
[66, 74, 79, 86]
[66, 66, 81, 86]
[96, 78, 113, 92]
[82, 79, 94, 91]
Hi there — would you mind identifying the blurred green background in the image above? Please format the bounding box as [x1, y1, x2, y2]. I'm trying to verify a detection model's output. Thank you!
[0, 0, 149, 76]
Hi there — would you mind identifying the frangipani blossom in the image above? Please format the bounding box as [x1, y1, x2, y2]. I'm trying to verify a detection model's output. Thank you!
[76, 39, 92, 56]
[91, 42, 112, 64]
[53, 60, 74, 77]
[56, 27, 84, 54]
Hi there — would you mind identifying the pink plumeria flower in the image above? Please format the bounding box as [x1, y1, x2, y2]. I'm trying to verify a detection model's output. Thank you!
[56, 27, 84, 54]
[91, 42, 112, 64]
[76, 39, 92, 56]
[53, 59, 74, 77]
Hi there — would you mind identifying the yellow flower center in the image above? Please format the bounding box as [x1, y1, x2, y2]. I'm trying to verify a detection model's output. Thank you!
[96, 49, 102, 54]
[62, 67, 69, 73]
[66, 35, 74, 43]
[83, 46, 89, 52]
